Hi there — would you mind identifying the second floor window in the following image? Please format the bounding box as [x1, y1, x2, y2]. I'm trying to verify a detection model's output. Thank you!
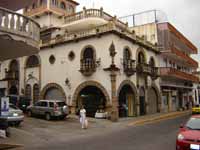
[60, 2, 66, 10]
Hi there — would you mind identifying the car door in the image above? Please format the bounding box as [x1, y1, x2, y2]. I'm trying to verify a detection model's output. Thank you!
[32, 101, 42, 115]
[40, 101, 48, 115]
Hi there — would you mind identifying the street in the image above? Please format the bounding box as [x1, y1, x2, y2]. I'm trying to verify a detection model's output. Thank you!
[24, 114, 189, 150]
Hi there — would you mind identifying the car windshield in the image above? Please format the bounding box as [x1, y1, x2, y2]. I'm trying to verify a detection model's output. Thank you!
[57, 102, 66, 107]
[186, 117, 200, 130]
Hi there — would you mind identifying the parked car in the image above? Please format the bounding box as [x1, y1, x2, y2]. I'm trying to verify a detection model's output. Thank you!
[7, 95, 31, 112]
[192, 105, 200, 114]
[0, 104, 24, 127]
[176, 115, 200, 150]
[27, 100, 69, 120]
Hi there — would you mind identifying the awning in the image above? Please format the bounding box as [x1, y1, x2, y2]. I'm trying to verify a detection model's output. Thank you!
[0, 0, 38, 11]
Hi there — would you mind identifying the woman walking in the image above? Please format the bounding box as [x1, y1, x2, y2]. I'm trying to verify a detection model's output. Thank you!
[80, 105, 88, 129]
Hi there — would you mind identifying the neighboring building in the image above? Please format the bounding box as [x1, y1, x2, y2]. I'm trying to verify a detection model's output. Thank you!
[131, 10, 199, 112]
[0, 0, 40, 96]
[0, 0, 162, 120]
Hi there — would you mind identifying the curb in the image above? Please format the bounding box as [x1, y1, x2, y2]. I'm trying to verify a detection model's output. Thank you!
[128, 110, 191, 126]
[0, 144, 23, 150]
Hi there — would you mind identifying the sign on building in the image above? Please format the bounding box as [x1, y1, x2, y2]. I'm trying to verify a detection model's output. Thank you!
[0, 97, 9, 116]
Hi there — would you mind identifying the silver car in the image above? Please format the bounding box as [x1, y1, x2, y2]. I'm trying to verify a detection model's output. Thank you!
[7, 104, 24, 126]
[27, 100, 69, 120]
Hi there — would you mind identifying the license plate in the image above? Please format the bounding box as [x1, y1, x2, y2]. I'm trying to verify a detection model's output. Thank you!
[13, 113, 18, 117]
[190, 144, 200, 150]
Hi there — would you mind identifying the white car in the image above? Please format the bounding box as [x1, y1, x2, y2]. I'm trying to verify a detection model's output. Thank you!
[7, 104, 24, 126]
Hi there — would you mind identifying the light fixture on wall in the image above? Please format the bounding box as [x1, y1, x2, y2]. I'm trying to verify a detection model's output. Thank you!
[96, 58, 101, 67]
[65, 78, 71, 89]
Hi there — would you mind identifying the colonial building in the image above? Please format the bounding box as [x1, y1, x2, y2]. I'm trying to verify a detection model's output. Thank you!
[132, 10, 199, 112]
[0, 0, 40, 96]
[0, 0, 169, 121]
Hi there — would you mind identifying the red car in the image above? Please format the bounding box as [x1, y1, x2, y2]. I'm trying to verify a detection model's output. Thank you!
[176, 115, 200, 150]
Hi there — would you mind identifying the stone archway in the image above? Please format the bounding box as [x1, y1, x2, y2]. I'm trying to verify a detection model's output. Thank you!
[72, 81, 111, 116]
[117, 80, 138, 117]
[40, 83, 66, 101]
[147, 83, 161, 113]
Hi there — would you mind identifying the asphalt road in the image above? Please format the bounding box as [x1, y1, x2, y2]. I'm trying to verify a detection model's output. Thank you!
[34, 114, 190, 150]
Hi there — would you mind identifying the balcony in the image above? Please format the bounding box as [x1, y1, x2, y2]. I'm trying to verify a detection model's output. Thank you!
[63, 8, 127, 32]
[161, 46, 198, 68]
[0, 7, 40, 61]
[136, 63, 159, 79]
[123, 59, 136, 76]
[1, 70, 19, 81]
[80, 59, 96, 76]
[160, 67, 199, 83]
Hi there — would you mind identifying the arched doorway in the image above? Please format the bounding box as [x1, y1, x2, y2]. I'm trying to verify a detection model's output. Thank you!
[33, 84, 40, 102]
[40, 83, 66, 101]
[139, 87, 146, 115]
[44, 87, 65, 101]
[147, 87, 158, 114]
[118, 84, 136, 117]
[76, 86, 106, 117]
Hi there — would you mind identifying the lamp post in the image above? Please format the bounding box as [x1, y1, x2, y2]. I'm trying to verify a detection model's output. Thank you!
[104, 42, 120, 122]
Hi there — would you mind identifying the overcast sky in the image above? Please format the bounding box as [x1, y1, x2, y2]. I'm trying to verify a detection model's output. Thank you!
[76, 0, 200, 63]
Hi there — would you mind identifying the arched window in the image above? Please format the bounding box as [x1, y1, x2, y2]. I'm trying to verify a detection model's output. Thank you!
[83, 47, 94, 60]
[26, 55, 40, 68]
[60, 2, 66, 9]
[123, 48, 131, 60]
[25, 84, 32, 99]
[138, 52, 145, 64]
[9, 60, 19, 80]
[80, 46, 96, 76]
[33, 84, 40, 102]
[149, 57, 155, 67]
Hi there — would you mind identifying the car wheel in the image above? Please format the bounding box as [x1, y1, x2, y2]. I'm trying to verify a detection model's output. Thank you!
[27, 110, 33, 117]
[45, 113, 51, 121]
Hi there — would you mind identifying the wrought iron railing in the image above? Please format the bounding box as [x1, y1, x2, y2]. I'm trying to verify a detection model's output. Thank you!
[123, 59, 136, 76]
[80, 58, 96, 76]
[137, 63, 159, 78]
[5, 70, 19, 80]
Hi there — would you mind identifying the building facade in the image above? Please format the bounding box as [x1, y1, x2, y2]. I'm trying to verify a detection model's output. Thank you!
[0, 0, 163, 120]
[132, 14, 199, 112]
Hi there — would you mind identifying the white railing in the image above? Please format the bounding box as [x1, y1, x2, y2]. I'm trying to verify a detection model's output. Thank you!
[0, 7, 40, 43]
[64, 8, 127, 29]
[42, 23, 157, 51]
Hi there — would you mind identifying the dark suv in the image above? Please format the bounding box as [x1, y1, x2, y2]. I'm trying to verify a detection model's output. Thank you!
[27, 100, 69, 120]
[7, 95, 31, 112]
